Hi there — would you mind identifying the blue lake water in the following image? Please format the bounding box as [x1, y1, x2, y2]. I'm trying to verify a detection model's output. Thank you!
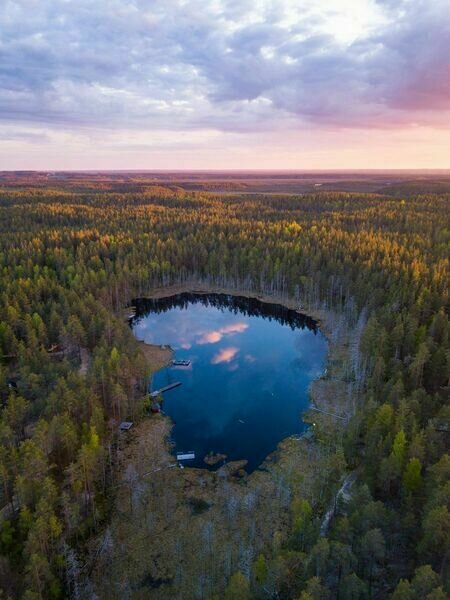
[131, 294, 327, 472]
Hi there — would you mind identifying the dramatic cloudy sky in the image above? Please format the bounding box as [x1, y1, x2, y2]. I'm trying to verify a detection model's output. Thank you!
[1, 0, 449, 169]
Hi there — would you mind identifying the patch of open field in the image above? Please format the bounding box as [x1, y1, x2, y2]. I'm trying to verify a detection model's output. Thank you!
[137, 340, 173, 373]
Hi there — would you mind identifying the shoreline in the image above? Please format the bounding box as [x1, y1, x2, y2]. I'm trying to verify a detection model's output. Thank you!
[128, 282, 347, 475]
[130, 281, 332, 338]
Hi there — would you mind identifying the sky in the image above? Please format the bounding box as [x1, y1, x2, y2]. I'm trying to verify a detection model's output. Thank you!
[0, 0, 449, 170]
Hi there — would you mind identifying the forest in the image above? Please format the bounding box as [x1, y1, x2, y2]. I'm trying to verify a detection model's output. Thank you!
[0, 177, 448, 599]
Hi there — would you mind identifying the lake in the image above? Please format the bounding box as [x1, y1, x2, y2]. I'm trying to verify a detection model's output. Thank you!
[131, 293, 327, 472]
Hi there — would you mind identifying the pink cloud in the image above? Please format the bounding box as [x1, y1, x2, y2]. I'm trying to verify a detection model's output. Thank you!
[197, 322, 249, 345]
[211, 347, 239, 365]
[197, 331, 223, 344]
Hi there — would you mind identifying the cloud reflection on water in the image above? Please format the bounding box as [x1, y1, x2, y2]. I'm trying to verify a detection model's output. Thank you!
[135, 311, 249, 352]
[197, 322, 248, 345]
[211, 346, 239, 365]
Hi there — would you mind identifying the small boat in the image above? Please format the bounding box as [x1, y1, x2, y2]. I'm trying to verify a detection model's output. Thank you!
[172, 359, 191, 367]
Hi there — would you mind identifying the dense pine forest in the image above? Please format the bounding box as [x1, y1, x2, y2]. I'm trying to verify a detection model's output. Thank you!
[0, 180, 448, 599]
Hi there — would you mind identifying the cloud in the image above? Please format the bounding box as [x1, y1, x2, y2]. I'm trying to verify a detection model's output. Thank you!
[0, 128, 50, 144]
[0, 0, 448, 141]
[211, 347, 239, 365]
[220, 323, 249, 334]
[197, 322, 248, 345]
[198, 331, 223, 345]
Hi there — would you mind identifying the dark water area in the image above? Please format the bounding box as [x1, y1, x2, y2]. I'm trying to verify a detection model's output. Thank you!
[131, 293, 327, 473]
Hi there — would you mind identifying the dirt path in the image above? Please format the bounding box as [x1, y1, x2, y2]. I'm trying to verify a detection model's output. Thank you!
[320, 469, 358, 536]
[79, 347, 90, 376]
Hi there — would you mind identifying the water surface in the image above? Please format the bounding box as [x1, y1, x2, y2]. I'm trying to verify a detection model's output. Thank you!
[132, 293, 327, 472]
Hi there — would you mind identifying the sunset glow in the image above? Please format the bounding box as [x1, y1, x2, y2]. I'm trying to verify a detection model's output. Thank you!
[1, 0, 449, 169]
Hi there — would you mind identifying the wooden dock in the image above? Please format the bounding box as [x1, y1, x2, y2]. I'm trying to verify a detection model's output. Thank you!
[176, 451, 195, 461]
[150, 381, 182, 398]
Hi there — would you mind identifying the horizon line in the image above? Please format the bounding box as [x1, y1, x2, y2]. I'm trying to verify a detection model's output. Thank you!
[2, 168, 450, 174]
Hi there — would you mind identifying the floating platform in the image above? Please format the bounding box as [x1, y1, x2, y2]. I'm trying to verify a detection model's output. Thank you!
[176, 451, 195, 461]
[172, 359, 191, 367]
